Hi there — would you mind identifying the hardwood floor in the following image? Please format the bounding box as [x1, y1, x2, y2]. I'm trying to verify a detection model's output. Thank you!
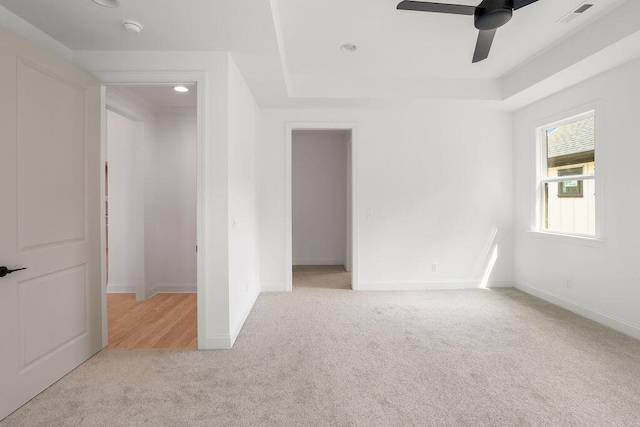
[107, 293, 197, 349]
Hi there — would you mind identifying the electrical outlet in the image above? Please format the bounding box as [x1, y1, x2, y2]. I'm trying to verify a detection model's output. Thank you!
[565, 280, 572, 289]
[432, 263, 437, 272]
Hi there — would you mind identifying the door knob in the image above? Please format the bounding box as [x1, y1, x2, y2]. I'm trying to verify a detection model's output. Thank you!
[0, 266, 27, 278]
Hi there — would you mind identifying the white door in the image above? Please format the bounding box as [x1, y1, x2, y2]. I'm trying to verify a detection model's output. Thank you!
[0, 27, 103, 420]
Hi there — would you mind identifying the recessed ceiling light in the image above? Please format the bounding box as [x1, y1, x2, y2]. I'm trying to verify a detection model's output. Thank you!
[92, 0, 119, 7]
[122, 20, 143, 33]
[173, 86, 189, 93]
[340, 43, 357, 53]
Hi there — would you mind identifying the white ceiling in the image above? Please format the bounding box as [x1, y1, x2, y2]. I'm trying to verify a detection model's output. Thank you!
[0, 0, 228, 50]
[278, 0, 624, 80]
[0, 0, 638, 107]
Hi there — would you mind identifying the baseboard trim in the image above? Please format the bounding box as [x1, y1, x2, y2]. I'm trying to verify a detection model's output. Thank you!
[358, 280, 513, 291]
[261, 282, 285, 292]
[146, 283, 196, 299]
[230, 289, 260, 347]
[106, 284, 136, 293]
[202, 289, 260, 350]
[204, 334, 232, 349]
[515, 281, 640, 341]
[293, 260, 345, 266]
[487, 281, 513, 288]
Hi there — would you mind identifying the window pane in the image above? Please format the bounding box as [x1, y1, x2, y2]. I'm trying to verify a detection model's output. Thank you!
[557, 166, 583, 198]
[544, 178, 596, 235]
[546, 116, 594, 177]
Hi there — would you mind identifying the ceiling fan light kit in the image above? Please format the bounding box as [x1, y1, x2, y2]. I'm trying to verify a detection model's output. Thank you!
[474, 0, 513, 30]
[397, 0, 541, 63]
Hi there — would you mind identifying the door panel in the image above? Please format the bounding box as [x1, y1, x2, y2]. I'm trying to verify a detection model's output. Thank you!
[20, 265, 87, 367]
[0, 26, 102, 420]
[18, 59, 86, 250]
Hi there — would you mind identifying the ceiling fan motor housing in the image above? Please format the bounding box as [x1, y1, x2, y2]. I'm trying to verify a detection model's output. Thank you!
[474, 0, 514, 30]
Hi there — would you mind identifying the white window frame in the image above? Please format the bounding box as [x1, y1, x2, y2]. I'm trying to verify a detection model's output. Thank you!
[535, 109, 601, 240]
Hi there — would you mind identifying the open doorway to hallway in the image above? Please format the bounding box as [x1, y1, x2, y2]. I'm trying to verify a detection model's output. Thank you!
[105, 83, 197, 348]
[291, 129, 353, 290]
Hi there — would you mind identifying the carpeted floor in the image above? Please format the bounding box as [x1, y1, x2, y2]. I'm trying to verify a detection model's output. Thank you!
[293, 264, 351, 289]
[3, 285, 640, 426]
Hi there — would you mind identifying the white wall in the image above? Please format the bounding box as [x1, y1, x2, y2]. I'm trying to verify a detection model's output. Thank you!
[0, 6, 72, 62]
[147, 109, 197, 295]
[106, 87, 156, 300]
[106, 93, 197, 298]
[292, 130, 347, 266]
[260, 106, 514, 291]
[106, 110, 144, 293]
[228, 57, 260, 345]
[513, 57, 640, 339]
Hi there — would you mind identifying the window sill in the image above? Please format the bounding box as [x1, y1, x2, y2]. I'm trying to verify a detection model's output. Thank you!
[526, 230, 604, 248]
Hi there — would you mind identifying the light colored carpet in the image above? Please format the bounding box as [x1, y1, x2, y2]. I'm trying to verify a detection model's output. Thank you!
[3, 285, 640, 426]
[293, 265, 351, 289]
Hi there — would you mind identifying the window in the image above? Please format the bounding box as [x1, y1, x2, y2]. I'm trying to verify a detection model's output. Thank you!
[537, 111, 596, 237]
[557, 167, 583, 198]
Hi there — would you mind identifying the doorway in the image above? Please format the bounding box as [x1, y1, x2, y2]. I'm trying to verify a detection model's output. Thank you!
[286, 124, 358, 291]
[104, 84, 198, 348]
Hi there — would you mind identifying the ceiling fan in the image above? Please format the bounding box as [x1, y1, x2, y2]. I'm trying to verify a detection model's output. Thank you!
[397, 0, 540, 63]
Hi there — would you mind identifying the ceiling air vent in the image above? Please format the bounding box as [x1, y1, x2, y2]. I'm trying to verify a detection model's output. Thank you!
[559, 2, 595, 24]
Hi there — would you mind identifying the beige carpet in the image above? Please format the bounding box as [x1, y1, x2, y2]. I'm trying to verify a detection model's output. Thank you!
[3, 285, 640, 426]
[293, 265, 351, 289]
